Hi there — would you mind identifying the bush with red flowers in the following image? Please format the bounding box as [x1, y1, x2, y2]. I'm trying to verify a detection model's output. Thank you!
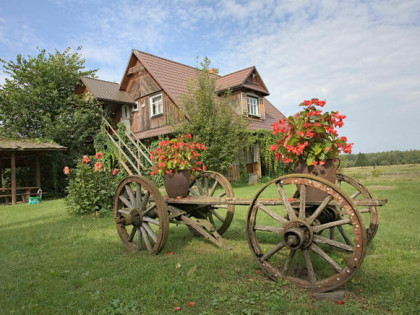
[64, 152, 125, 215]
[270, 98, 353, 166]
[149, 134, 207, 176]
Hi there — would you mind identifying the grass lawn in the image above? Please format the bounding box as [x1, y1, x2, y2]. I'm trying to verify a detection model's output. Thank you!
[0, 164, 419, 314]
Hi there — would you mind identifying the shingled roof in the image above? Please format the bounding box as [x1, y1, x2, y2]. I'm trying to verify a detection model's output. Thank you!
[0, 138, 67, 151]
[79, 77, 135, 105]
[133, 50, 198, 104]
[249, 99, 286, 131]
[132, 50, 269, 103]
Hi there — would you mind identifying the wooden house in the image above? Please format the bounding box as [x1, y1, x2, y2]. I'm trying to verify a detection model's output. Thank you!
[76, 50, 286, 180]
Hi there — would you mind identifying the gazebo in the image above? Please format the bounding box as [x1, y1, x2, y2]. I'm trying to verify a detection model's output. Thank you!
[0, 138, 67, 205]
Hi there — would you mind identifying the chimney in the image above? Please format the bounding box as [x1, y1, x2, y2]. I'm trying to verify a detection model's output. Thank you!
[208, 68, 219, 74]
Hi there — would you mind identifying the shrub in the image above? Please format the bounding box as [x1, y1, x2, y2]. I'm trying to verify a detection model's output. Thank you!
[64, 153, 124, 215]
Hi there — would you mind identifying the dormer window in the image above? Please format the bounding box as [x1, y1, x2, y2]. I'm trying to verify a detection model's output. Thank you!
[247, 95, 259, 117]
[150, 93, 163, 117]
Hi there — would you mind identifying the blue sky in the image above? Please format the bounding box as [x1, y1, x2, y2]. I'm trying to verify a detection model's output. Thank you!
[1, 0, 420, 153]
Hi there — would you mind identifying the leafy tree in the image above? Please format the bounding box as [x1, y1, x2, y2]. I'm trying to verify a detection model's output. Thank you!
[0, 47, 102, 196]
[174, 57, 249, 172]
[355, 153, 370, 167]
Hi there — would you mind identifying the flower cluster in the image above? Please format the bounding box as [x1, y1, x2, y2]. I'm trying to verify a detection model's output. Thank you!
[150, 134, 207, 176]
[270, 98, 353, 166]
[63, 152, 118, 176]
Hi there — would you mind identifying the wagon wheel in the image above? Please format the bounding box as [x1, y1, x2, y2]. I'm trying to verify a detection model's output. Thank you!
[336, 174, 379, 243]
[113, 175, 169, 254]
[187, 171, 235, 236]
[246, 174, 367, 292]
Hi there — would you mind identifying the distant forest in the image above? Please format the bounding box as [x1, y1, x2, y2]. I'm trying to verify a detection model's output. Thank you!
[340, 150, 420, 167]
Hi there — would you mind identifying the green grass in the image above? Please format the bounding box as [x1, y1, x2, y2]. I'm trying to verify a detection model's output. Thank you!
[1, 165, 419, 314]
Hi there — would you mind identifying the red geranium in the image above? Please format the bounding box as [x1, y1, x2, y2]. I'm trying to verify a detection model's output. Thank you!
[149, 135, 206, 176]
[270, 98, 353, 166]
[95, 152, 102, 159]
[112, 168, 118, 176]
[63, 166, 70, 175]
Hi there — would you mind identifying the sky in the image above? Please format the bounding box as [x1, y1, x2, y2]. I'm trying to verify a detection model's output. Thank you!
[1, 0, 419, 153]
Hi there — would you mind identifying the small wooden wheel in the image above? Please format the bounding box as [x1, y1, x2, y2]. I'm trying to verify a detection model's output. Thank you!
[336, 174, 379, 243]
[246, 174, 367, 292]
[187, 171, 235, 235]
[113, 176, 169, 254]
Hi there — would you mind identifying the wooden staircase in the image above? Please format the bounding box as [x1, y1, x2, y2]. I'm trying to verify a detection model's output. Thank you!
[102, 117, 153, 175]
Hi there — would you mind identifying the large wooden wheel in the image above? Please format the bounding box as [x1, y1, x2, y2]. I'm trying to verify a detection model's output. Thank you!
[187, 171, 235, 236]
[246, 174, 367, 292]
[336, 174, 379, 243]
[113, 176, 169, 254]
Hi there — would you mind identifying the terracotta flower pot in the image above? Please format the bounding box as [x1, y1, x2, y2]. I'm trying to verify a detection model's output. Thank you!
[294, 159, 337, 202]
[164, 170, 191, 198]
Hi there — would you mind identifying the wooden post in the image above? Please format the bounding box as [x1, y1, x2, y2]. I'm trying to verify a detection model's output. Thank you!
[0, 168, 2, 188]
[11, 152, 16, 205]
[35, 154, 41, 188]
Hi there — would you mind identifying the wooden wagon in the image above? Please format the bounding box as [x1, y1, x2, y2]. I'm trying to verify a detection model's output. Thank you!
[113, 171, 386, 292]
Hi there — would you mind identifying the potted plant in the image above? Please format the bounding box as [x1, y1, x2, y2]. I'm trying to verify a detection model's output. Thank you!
[270, 98, 353, 200]
[150, 134, 207, 198]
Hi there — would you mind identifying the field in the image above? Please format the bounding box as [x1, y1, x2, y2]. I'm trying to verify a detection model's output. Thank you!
[0, 164, 419, 314]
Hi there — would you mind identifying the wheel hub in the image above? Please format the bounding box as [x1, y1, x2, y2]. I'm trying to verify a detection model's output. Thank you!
[130, 209, 143, 227]
[283, 219, 313, 249]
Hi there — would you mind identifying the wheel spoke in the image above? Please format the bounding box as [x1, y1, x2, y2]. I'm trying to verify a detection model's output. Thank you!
[261, 241, 285, 261]
[196, 179, 204, 195]
[143, 204, 156, 216]
[282, 249, 296, 275]
[143, 217, 159, 225]
[338, 225, 353, 245]
[140, 226, 152, 251]
[310, 243, 343, 273]
[125, 185, 136, 207]
[119, 195, 132, 209]
[359, 208, 370, 213]
[329, 227, 335, 240]
[140, 191, 150, 211]
[313, 235, 354, 251]
[209, 180, 219, 196]
[306, 195, 333, 225]
[204, 177, 209, 195]
[276, 183, 296, 220]
[128, 227, 137, 242]
[298, 185, 306, 219]
[302, 249, 317, 283]
[135, 183, 142, 208]
[256, 202, 288, 225]
[206, 212, 215, 227]
[189, 187, 198, 196]
[136, 228, 142, 250]
[217, 191, 226, 197]
[350, 190, 361, 199]
[143, 223, 158, 243]
[209, 209, 225, 223]
[313, 218, 352, 233]
[254, 225, 283, 233]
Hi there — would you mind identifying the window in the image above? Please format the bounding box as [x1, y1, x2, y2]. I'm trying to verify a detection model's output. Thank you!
[132, 100, 139, 112]
[150, 93, 163, 117]
[247, 95, 259, 117]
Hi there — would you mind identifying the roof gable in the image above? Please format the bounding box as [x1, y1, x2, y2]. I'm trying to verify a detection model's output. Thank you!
[216, 67, 269, 95]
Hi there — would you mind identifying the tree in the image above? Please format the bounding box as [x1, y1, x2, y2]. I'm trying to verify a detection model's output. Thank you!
[0, 47, 101, 153]
[0, 47, 102, 196]
[175, 57, 249, 172]
[355, 153, 370, 167]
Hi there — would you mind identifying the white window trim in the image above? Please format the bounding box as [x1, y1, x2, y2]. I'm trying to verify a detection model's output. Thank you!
[246, 94, 260, 117]
[132, 100, 139, 112]
[150, 93, 163, 117]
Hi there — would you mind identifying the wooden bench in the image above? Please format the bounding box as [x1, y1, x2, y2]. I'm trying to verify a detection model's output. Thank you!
[0, 187, 41, 204]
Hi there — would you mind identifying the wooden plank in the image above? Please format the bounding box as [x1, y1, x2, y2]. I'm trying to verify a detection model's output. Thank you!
[164, 196, 387, 207]
[35, 154, 41, 188]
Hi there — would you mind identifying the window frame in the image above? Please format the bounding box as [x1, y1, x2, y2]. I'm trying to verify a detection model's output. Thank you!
[150, 93, 164, 117]
[246, 95, 260, 117]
